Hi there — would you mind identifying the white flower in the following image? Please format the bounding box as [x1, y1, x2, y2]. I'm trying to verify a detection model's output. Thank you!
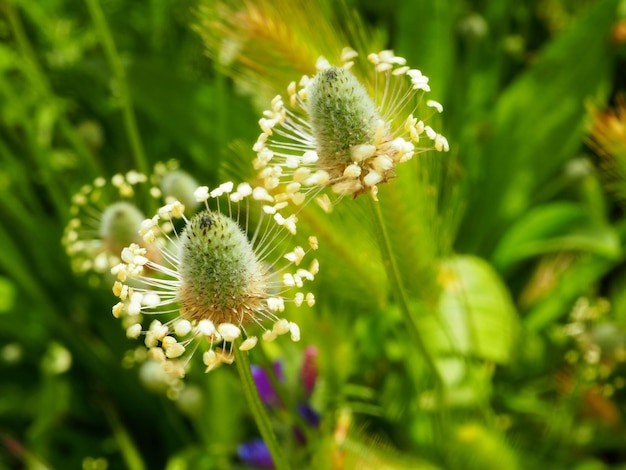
[111, 182, 318, 375]
[62, 172, 149, 278]
[63, 161, 197, 282]
[253, 49, 449, 209]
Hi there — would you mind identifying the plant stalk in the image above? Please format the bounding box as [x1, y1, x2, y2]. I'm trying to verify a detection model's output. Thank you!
[234, 344, 291, 470]
[85, 0, 149, 177]
[369, 198, 444, 392]
[5, 0, 103, 180]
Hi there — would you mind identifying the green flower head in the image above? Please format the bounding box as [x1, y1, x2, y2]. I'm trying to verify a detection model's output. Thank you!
[111, 181, 318, 376]
[254, 48, 449, 211]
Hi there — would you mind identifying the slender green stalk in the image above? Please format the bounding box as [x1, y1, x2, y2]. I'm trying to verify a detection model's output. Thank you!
[101, 400, 147, 470]
[234, 344, 291, 470]
[85, 0, 150, 177]
[369, 198, 444, 392]
[254, 344, 315, 443]
[0, 434, 53, 470]
[4, 2, 81, 214]
[5, 0, 103, 179]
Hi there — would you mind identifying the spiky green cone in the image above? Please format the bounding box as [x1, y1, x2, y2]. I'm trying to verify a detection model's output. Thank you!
[177, 211, 267, 325]
[99, 201, 145, 253]
[306, 66, 379, 170]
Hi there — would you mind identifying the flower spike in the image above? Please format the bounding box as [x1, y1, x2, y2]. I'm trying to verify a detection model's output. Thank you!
[111, 182, 318, 376]
[253, 48, 449, 209]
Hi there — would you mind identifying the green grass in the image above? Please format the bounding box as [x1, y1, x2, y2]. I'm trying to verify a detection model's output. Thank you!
[1, 0, 626, 468]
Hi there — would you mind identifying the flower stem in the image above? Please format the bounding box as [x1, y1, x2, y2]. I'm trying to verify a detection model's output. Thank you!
[85, 0, 150, 177]
[100, 399, 146, 470]
[254, 345, 315, 443]
[4, 1, 102, 202]
[369, 198, 444, 392]
[234, 345, 291, 470]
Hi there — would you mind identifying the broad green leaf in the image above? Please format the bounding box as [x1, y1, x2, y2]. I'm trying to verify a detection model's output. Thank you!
[0, 276, 15, 313]
[492, 202, 621, 271]
[458, 0, 618, 254]
[432, 357, 494, 407]
[449, 423, 519, 470]
[524, 219, 626, 331]
[419, 255, 519, 364]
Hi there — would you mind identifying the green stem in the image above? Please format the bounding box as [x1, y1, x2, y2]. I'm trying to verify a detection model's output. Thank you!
[234, 344, 291, 470]
[369, 198, 444, 392]
[85, 0, 149, 177]
[254, 344, 315, 443]
[100, 400, 147, 470]
[5, 0, 102, 179]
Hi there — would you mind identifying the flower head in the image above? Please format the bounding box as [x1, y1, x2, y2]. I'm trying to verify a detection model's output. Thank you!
[194, 0, 377, 108]
[63, 163, 201, 284]
[253, 48, 449, 209]
[62, 171, 152, 280]
[237, 438, 274, 468]
[111, 182, 318, 376]
[588, 97, 626, 205]
[251, 362, 284, 407]
[151, 159, 200, 210]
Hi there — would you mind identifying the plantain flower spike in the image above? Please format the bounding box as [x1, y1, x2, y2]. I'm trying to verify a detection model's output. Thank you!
[63, 171, 152, 281]
[63, 162, 198, 284]
[253, 48, 449, 212]
[111, 181, 318, 377]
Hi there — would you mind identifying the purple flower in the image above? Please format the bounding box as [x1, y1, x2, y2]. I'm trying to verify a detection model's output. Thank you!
[243, 347, 320, 467]
[251, 362, 284, 407]
[297, 403, 320, 428]
[293, 403, 321, 443]
[237, 438, 274, 468]
[301, 345, 318, 397]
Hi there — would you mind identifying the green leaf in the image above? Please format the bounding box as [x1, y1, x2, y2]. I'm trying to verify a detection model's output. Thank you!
[0, 276, 15, 313]
[127, 59, 257, 172]
[27, 376, 71, 447]
[492, 202, 621, 271]
[458, 0, 618, 254]
[450, 422, 519, 470]
[524, 219, 626, 331]
[395, 0, 457, 103]
[419, 255, 519, 364]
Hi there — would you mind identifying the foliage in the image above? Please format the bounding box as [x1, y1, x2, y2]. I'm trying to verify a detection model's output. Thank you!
[1, 0, 626, 468]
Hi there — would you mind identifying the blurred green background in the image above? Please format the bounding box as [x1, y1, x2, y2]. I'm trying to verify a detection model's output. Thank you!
[2, 0, 626, 468]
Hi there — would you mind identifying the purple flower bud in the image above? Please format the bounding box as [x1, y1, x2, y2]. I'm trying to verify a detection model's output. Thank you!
[251, 362, 284, 407]
[237, 438, 274, 468]
[301, 346, 318, 397]
[292, 403, 320, 444]
[297, 403, 320, 427]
